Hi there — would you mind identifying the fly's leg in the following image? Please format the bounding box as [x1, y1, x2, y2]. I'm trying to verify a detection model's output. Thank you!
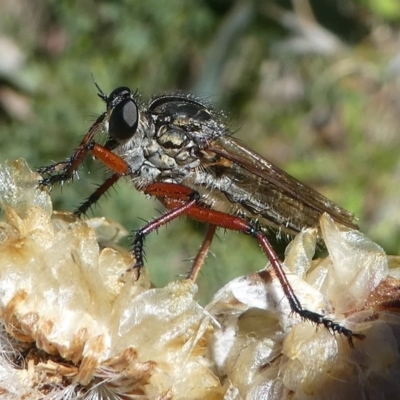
[140, 182, 365, 347]
[38, 113, 129, 211]
[249, 227, 365, 348]
[74, 173, 121, 216]
[37, 113, 107, 185]
[133, 184, 216, 280]
[187, 224, 217, 281]
[39, 141, 128, 211]
[132, 185, 201, 275]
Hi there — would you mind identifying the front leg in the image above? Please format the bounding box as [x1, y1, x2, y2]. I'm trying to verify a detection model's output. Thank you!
[37, 158, 76, 185]
[37, 113, 107, 186]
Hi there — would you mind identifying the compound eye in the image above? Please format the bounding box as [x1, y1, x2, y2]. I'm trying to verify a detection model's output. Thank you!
[108, 97, 139, 141]
[107, 86, 131, 108]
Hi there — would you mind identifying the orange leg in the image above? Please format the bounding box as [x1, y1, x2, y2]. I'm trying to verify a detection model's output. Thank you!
[38, 114, 129, 211]
[187, 225, 217, 281]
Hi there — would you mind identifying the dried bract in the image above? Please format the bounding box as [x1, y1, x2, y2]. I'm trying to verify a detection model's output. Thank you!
[0, 159, 221, 399]
[0, 159, 399, 399]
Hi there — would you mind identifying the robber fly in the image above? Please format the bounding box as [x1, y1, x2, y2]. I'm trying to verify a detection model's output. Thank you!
[38, 85, 365, 346]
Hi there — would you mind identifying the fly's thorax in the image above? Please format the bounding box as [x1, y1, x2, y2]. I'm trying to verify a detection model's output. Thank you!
[112, 112, 202, 188]
[153, 123, 201, 166]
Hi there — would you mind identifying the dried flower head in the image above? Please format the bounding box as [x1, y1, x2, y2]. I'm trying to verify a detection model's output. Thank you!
[0, 159, 399, 399]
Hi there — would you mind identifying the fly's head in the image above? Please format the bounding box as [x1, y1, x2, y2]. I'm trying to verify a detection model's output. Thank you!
[100, 86, 140, 144]
[95, 86, 154, 178]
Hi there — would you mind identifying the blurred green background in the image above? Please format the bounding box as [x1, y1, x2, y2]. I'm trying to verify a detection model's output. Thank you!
[1, 0, 400, 302]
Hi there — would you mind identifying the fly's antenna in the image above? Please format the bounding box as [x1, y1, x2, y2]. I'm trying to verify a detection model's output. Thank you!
[91, 73, 108, 103]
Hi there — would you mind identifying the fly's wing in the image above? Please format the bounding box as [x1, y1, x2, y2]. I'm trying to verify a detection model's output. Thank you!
[206, 136, 358, 233]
